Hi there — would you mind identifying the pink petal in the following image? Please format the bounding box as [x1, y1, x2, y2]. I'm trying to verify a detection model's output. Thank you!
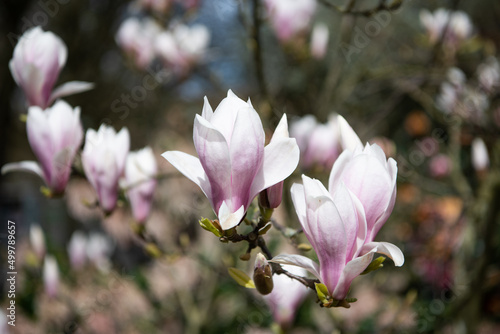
[360, 242, 405, 267]
[193, 115, 232, 212]
[270, 254, 321, 280]
[49, 81, 94, 104]
[332, 251, 374, 300]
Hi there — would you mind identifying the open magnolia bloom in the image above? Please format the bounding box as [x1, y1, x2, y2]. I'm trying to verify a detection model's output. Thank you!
[9, 26, 93, 108]
[162, 90, 300, 230]
[2, 100, 83, 195]
[272, 144, 403, 304]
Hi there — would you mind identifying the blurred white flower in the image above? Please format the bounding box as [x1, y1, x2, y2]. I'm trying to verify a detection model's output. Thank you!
[471, 137, 489, 172]
[30, 224, 46, 260]
[87, 233, 114, 273]
[264, 0, 317, 42]
[477, 57, 500, 93]
[155, 23, 210, 75]
[310, 23, 329, 59]
[116, 17, 161, 69]
[67, 231, 88, 270]
[43, 255, 60, 298]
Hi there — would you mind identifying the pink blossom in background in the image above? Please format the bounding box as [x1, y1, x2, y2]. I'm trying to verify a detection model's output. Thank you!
[477, 57, 500, 93]
[82, 124, 130, 212]
[2, 100, 83, 195]
[116, 17, 161, 69]
[290, 113, 362, 170]
[310, 23, 329, 59]
[30, 224, 46, 260]
[43, 255, 60, 298]
[273, 144, 403, 301]
[122, 147, 157, 223]
[155, 23, 210, 75]
[68, 231, 88, 270]
[9, 26, 93, 108]
[420, 9, 474, 48]
[264, 0, 317, 42]
[263, 265, 309, 329]
[86, 233, 114, 273]
[162, 90, 300, 230]
[471, 137, 489, 172]
[429, 154, 452, 178]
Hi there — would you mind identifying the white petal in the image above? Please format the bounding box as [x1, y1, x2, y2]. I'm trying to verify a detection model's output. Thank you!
[2, 161, 45, 180]
[218, 202, 245, 230]
[49, 81, 94, 104]
[360, 242, 405, 267]
[270, 254, 321, 280]
[201, 96, 214, 121]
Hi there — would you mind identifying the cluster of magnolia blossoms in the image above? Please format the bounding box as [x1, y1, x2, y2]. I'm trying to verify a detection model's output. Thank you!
[163, 90, 300, 229]
[273, 143, 404, 305]
[419, 8, 474, 49]
[3, 27, 157, 223]
[116, 17, 210, 74]
[264, 0, 317, 43]
[164, 90, 404, 307]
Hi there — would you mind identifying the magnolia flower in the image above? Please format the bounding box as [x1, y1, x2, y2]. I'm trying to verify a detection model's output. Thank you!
[82, 124, 130, 212]
[310, 23, 329, 59]
[264, 0, 317, 42]
[86, 233, 114, 273]
[429, 154, 452, 178]
[30, 224, 46, 260]
[471, 137, 489, 172]
[2, 100, 83, 195]
[162, 90, 300, 230]
[116, 17, 161, 69]
[43, 255, 60, 298]
[477, 57, 500, 93]
[273, 145, 403, 301]
[121, 147, 157, 223]
[420, 9, 473, 47]
[264, 264, 309, 329]
[9, 26, 93, 108]
[155, 24, 210, 74]
[67, 231, 88, 270]
[290, 114, 362, 170]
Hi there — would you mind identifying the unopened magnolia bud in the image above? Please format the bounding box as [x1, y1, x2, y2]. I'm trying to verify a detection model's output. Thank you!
[30, 224, 46, 260]
[253, 253, 273, 295]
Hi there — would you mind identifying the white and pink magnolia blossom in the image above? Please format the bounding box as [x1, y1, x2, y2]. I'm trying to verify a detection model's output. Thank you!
[471, 137, 489, 172]
[155, 23, 210, 75]
[9, 26, 93, 108]
[82, 124, 130, 212]
[290, 113, 362, 170]
[2, 100, 83, 195]
[264, 0, 317, 42]
[477, 57, 500, 93]
[263, 264, 309, 329]
[43, 255, 60, 298]
[87, 233, 114, 273]
[116, 17, 161, 69]
[121, 147, 157, 223]
[67, 231, 88, 270]
[273, 144, 403, 301]
[162, 90, 300, 230]
[30, 224, 46, 260]
[310, 23, 329, 59]
[429, 154, 452, 178]
[420, 9, 474, 47]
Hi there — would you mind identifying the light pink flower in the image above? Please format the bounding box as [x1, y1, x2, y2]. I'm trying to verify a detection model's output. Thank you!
[162, 90, 300, 230]
[420, 9, 474, 47]
[82, 125, 130, 212]
[264, 264, 309, 329]
[137, 0, 172, 13]
[2, 100, 83, 194]
[310, 23, 329, 59]
[68, 231, 88, 270]
[273, 144, 403, 300]
[155, 23, 210, 75]
[30, 224, 46, 260]
[121, 147, 157, 223]
[264, 0, 317, 42]
[429, 154, 452, 178]
[9, 26, 93, 108]
[43, 255, 60, 298]
[471, 137, 489, 172]
[116, 17, 161, 69]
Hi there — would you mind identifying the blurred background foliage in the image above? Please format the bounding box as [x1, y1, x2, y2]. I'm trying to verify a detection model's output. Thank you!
[1, 0, 500, 333]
